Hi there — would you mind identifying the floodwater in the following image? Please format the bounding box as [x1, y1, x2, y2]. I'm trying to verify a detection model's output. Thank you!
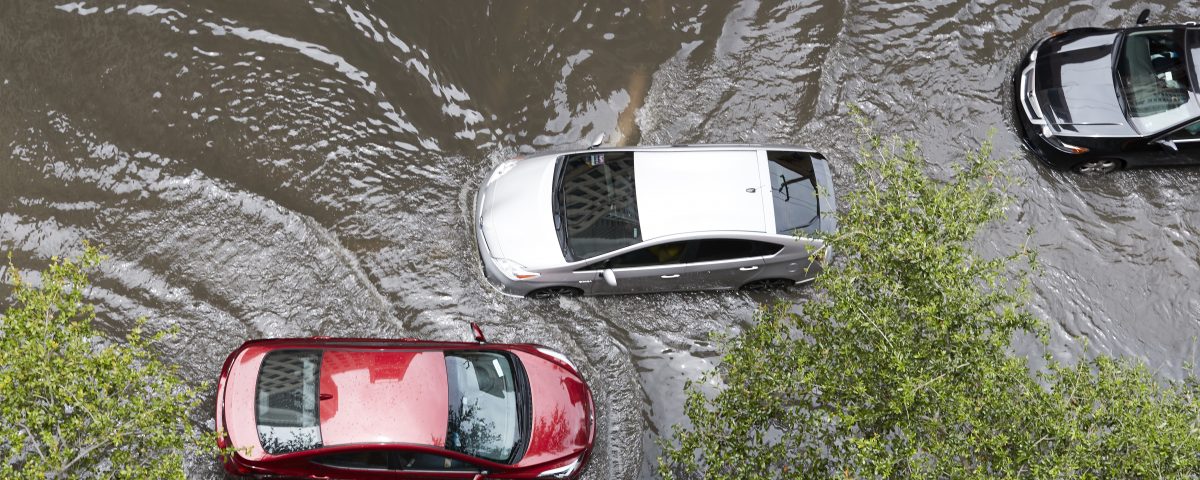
[1, 1, 1198, 478]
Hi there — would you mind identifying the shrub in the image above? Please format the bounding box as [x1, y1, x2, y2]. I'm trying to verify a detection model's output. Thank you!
[0, 244, 204, 479]
[659, 122, 1200, 479]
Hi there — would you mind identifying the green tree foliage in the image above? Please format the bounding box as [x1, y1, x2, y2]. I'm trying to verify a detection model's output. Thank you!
[0, 244, 204, 479]
[659, 124, 1200, 479]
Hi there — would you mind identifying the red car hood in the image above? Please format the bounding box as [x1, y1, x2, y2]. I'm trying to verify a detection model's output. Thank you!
[515, 351, 594, 467]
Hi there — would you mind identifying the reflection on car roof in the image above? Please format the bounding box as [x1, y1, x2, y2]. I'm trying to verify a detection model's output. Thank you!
[634, 150, 769, 240]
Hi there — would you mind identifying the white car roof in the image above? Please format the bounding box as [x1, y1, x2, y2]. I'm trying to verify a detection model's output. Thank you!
[634, 149, 773, 240]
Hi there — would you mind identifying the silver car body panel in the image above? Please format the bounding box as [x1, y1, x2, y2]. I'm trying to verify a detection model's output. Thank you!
[634, 149, 769, 239]
[475, 144, 835, 297]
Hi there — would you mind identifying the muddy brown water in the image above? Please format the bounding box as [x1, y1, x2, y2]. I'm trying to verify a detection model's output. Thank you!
[2, 1, 1199, 478]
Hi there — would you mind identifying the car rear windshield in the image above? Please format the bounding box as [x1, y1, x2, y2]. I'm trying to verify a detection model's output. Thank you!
[1118, 29, 1200, 133]
[555, 151, 640, 260]
[255, 349, 323, 454]
[767, 151, 821, 235]
[444, 352, 523, 463]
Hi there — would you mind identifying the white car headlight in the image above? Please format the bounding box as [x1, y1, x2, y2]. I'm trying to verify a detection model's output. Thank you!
[493, 257, 540, 281]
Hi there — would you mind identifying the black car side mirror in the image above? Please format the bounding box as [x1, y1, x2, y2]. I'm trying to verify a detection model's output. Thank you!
[1136, 8, 1150, 25]
[1154, 138, 1179, 152]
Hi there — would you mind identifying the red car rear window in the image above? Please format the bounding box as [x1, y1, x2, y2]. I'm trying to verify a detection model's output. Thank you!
[256, 349, 323, 454]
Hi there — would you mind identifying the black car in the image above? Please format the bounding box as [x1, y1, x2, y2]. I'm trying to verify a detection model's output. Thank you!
[1013, 13, 1200, 174]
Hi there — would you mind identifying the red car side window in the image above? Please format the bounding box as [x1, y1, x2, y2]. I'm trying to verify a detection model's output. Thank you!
[312, 449, 475, 471]
[397, 451, 473, 470]
[312, 450, 391, 470]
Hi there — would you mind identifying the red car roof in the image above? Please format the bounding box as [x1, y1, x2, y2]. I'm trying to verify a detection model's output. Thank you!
[220, 345, 451, 461]
[318, 350, 449, 447]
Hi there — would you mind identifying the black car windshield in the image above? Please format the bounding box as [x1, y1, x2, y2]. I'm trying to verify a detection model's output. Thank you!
[444, 352, 521, 463]
[255, 349, 323, 454]
[555, 151, 640, 260]
[1117, 29, 1200, 133]
[767, 151, 821, 235]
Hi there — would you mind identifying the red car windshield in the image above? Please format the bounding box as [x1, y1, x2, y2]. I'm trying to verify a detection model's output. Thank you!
[444, 352, 523, 462]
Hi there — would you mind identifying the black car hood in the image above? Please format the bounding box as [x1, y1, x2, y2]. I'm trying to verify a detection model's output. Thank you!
[1034, 31, 1138, 137]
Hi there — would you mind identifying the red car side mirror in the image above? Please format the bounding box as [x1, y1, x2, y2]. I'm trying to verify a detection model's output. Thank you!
[470, 322, 487, 344]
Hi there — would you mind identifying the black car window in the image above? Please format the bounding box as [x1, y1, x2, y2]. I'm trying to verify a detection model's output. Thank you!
[578, 258, 608, 271]
[397, 451, 473, 471]
[753, 241, 785, 256]
[313, 450, 472, 471]
[255, 350, 323, 454]
[1168, 119, 1200, 141]
[690, 239, 783, 263]
[313, 450, 391, 470]
[605, 241, 689, 269]
[556, 151, 641, 260]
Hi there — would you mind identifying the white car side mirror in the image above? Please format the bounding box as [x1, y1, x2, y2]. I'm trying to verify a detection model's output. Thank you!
[589, 133, 606, 149]
[602, 269, 617, 287]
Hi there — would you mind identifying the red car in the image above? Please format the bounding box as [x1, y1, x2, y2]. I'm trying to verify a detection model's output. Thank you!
[215, 324, 595, 479]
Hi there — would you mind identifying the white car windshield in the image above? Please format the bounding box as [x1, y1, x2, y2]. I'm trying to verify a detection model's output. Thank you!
[555, 152, 641, 260]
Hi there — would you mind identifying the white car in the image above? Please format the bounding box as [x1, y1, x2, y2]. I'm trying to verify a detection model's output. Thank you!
[475, 144, 836, 298]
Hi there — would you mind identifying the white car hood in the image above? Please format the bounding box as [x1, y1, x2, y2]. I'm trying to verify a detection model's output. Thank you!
[479, 155, 566, 268]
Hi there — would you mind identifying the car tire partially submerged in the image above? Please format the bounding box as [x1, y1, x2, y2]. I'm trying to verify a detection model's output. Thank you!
[527, 286, 583, 299]
[739, 278, 795, 292]
[1072, 158, 1123, 175]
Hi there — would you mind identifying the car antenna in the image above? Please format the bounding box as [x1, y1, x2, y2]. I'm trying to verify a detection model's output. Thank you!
[588, 133, 606, 149]
[1136, 8, 1150, 25]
